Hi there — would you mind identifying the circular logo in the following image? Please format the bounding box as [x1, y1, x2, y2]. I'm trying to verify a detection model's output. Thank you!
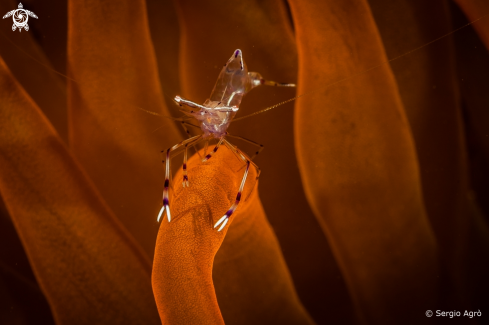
[426, 310, 433, 317]
[13, 10, 27, 27]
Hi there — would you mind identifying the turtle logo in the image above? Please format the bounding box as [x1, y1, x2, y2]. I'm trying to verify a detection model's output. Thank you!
[2, 3, 38, 32]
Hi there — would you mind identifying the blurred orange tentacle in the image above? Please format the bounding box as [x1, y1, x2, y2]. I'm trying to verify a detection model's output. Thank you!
[454, 0, 489, 50]
[0, 57, 160, 324]
[368, 0, 477, 306]
[289, 0, 439, 323]
[67, 0, 182, 257]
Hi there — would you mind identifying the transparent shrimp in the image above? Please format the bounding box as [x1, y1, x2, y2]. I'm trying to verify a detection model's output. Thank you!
[157, 49, 295, 231]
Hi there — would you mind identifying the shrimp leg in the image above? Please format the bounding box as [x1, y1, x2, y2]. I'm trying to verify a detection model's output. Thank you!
[157, 135, 203, 223]
[213, 139, 261, 231]
[213, 159, 250, 232]
[223, 138, 261, 185]
[202, 137, 225, 162]
[179, 120, 202, 158]
[226, 133, 264, 161]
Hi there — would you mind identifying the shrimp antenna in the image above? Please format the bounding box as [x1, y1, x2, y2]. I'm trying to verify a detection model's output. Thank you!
[0, 29, 182, 116]
[132, 105, 182, 122]
[0, 29, 79, 83]
[232, 13, 489, 123]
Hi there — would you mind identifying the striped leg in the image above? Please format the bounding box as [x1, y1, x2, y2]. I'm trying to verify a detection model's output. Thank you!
[214, 160, 251, 232]
[179, 120, 193, 139]
[223, 139, 261, 180]
[226, 133, 264, 161]
[180, 120, 201, 137]
[157, 135, 202, 223]
[182, 144, 189, 187]
[202, 137, 224, 162]
[223, 139, 261, 201]
[203, 139, 209, 156]
[178, 120, 202, 158]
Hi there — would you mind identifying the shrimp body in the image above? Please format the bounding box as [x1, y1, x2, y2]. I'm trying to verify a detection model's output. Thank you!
[160, 49, 295, 231]
[193, 101, 237, 138]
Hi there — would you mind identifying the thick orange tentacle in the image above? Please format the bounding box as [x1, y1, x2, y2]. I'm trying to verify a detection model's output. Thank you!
[289, 0, 439, 323]
[153, 146, 315, 324]
[67, 0, 182, 257]
[0, 56, 160, 324]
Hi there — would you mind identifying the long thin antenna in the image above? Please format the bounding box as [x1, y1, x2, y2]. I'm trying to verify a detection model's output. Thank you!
[1, 13, 486, 124]
[0, 29, 179, 103]
[232, 13, 489, 123]
[0, 29, 79, 83]
[132, 105, 181, 121]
